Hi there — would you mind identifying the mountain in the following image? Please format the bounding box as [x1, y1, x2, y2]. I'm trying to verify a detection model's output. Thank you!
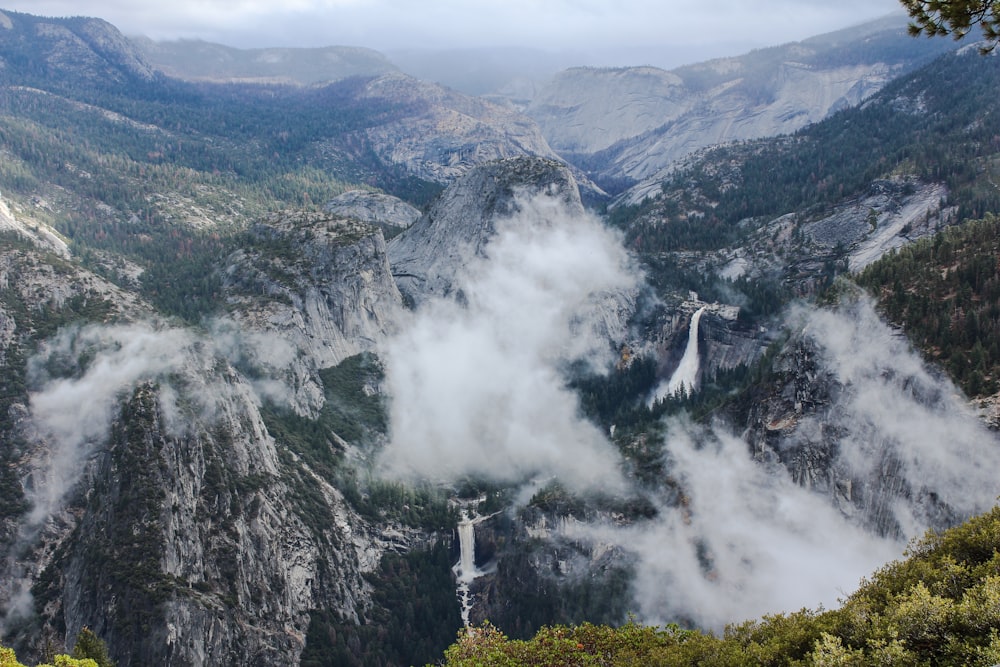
[388, 157, 586, 303]
[0, 9, 157, 86]
[343, 72, 577, 188]
[0, 10, 582, 210]
[133, 38, 398, 85]
[522, 15, 959, 191]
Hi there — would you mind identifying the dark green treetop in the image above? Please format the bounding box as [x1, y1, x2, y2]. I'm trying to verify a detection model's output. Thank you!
[901, 0, 1000, 51]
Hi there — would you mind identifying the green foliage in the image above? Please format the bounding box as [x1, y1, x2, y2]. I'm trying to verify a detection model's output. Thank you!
[569, 356, 657, 432]
[301, 542, 462, 667]
[901, 0, 1000, 51]
[0, 643, 97, 667]
[438, 506, 1000, 666]
[342, 476, 459, 532]
[857, 213, 1000, 397]
[44, 385, 174, 652]
[260, 353, 386, 480]
[70, 629, 114, 667]
[438, 621, 704, 667]
[317, 353, 388, 444]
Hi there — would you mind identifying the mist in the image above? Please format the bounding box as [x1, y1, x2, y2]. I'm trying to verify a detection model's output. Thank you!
[1, 318, 298, 628]
[377, 195, 641, 492]
[788, 298, 1000, 531]
[25, 323, 194, 526]
[580, 297, 1000, 630]
[623, 422, 902, 629]
[374, 186, 1000, 629]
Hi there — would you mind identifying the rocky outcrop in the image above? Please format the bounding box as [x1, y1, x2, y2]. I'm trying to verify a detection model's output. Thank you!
[323, 190, 421, 233]
[43, 361, 413, 666]
[222, 211, 403, 415]
[0, 206, 433, 667]
[387, 157, 585, 303]
[738, 300, 1000, 538]
[0, 11, 157, 84]
[344, 73, 580, 187]
[0, 201, 425, 665]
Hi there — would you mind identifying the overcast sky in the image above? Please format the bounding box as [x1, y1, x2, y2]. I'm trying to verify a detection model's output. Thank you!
[2, 0, 906, 67]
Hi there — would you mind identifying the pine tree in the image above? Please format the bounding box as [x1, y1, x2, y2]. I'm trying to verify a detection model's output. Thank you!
[71, 629, 114, 667]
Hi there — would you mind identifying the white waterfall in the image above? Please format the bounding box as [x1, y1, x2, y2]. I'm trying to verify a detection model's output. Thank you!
[650, 306, 706, 404]
[455, 514, 479, 583]
[453, 510, 482, 626]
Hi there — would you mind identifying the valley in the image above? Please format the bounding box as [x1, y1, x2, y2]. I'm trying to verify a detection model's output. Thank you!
[0, 6, 999, 666]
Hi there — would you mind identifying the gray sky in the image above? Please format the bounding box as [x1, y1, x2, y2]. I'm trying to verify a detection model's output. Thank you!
[2, 0, 906, 66]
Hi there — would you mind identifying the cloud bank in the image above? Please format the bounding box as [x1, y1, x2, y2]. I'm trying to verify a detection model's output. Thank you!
[377, 196, 640, 492]
[21, 318, 302, 527]
[789, 298, 1000, 532]
[25, 323, 194, 525]
[376, 191, 1000, 630]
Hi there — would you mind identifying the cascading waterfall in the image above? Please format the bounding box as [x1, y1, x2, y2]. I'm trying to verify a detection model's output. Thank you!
[453, 510, 482, 627]
[455, 514, 479, 582]
[650, 306, 706, 404]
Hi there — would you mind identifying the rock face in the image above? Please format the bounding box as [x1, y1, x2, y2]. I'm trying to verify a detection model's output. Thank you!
[42, 364, 407, 667]
[387, 157, 585, 303]
[658, 301, 768, 384]
[717, 178, 954, 290]
[737, 299, 1000, 538]
[323, 190, 421, 233]
[223, 211, 403, 415]
[346, 73, 580, 187]
[0, 204, 421, 666]
[524, 16, 956, 186]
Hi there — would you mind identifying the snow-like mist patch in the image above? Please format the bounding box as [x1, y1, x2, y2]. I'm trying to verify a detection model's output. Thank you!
[377, 195, 640, 492]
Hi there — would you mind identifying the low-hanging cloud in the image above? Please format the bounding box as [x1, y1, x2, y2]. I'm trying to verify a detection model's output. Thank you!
[618, 422, 902, 630]
[25, 322, 194, 525]
[375, 193, 1000, 630]
[3, 317, 298, 629]
[22, 317, 301, 526]
[0, 0, 902, 63]
[788, 297, 1000, 534]
[571, 297, 1000, 630]
[377, 195, 641, 491]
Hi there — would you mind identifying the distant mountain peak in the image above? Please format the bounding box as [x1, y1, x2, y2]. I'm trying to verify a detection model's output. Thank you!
[0, 10, 157, 84]
[131, 37, 398, 85]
